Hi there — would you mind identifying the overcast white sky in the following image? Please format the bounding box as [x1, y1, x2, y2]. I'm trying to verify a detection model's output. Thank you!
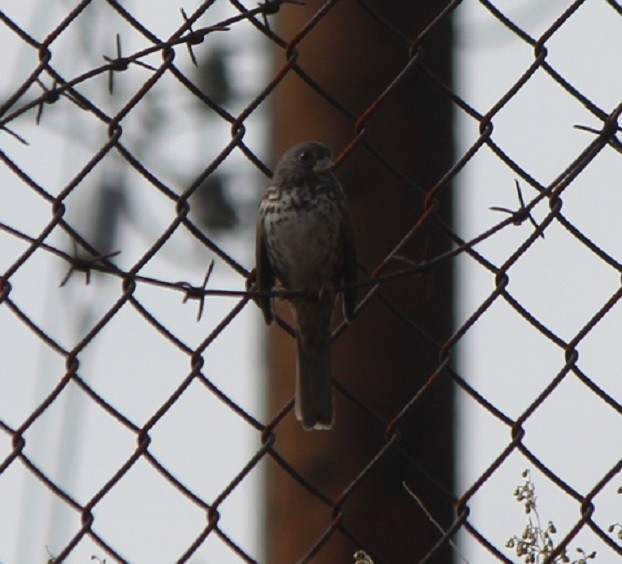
[1, 2, 266, 562]
[1, 1, 621, 563]
[456, 1, 622, 561]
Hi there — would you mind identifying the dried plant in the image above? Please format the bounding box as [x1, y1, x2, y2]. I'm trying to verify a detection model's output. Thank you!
[506, 470, 596, 564]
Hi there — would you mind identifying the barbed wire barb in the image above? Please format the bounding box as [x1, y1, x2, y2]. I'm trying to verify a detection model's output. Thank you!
[259, 0, 306, 29]
[0, 124, 29, 145]
[489, 179, 544, 239]
[59, 239, 122, 287]
[574, 123, 622, 154]
[179, 8, 204, 66]
[103, 33, 157, 95]
[181, 259, 215, 321]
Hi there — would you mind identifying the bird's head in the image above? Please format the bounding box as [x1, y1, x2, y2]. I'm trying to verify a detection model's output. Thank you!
[274, 141, 335, 184]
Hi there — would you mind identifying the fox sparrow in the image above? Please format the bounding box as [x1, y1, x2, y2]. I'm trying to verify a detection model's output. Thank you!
[255, 141, 357, 430]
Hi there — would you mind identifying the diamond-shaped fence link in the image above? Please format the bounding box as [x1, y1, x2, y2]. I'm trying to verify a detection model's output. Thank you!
[1, 1, 621, 562]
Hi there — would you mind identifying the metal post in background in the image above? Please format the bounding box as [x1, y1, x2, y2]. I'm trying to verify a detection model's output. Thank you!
[265, 4, 455, 562]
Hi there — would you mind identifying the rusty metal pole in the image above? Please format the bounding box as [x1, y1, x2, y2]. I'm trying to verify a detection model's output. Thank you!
[265, 3, 454, 562]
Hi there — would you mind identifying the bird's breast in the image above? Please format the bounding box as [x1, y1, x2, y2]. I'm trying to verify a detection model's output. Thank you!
[262, 194, 341, 291]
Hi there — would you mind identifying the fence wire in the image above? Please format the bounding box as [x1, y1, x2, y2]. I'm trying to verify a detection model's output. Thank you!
[1, 0, 622, 562]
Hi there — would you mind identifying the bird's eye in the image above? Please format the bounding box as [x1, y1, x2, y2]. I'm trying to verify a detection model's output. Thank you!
[298, 151, 311, 162]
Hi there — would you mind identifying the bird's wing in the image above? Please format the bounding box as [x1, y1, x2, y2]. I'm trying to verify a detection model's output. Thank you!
[255, 201, 275, 325]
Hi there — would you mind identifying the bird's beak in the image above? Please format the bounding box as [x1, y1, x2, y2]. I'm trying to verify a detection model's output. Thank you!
[313, 157, 334, 174]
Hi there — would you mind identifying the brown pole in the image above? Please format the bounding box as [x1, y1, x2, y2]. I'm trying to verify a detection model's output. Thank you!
[265, 3, 454, 562]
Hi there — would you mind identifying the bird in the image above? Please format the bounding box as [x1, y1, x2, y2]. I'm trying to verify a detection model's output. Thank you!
[255, 141, 357, 430]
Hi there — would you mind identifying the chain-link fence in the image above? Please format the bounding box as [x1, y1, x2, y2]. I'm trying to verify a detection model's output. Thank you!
[1, 1, 621, 562]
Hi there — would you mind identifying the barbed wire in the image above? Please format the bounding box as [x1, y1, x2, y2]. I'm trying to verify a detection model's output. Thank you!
[1, 0, 621, 562]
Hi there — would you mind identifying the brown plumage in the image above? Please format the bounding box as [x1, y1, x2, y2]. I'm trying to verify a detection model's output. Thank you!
[255, 142, 357, 430]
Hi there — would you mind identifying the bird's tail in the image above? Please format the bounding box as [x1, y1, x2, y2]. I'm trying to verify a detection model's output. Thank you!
[295, 333, 333, 430]
[293, 296, 334, 430]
